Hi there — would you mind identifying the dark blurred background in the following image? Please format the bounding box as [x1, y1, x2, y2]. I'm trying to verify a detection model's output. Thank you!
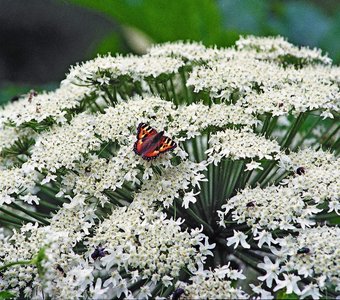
[1, 0, 340, 105]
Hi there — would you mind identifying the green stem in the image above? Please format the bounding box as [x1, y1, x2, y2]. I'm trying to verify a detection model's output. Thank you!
[179, 69, 191, 104]
[101, 86, 116, 106]
[266, 115, 279, 138]
[175, 199, 214, 235]
[0, 260, 32, 272]
[10, 203, 50, 225]
[162, 82, 171, 101]
[260, 113, 272, 135]
[0, 215, 23, 226]
[169, 77, 178, 105]
[38, 199, 59, 210]
[281, 113, 306, 148]
[321, 124, 340, 147]
[0, 207, 34, 223]
[294, 116, 322, 150]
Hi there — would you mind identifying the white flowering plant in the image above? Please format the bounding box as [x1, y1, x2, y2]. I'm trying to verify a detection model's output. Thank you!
[0, 36, 339, 299]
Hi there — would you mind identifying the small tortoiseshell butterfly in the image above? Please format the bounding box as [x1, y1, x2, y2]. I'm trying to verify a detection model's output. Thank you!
[133, 123, 177, 161]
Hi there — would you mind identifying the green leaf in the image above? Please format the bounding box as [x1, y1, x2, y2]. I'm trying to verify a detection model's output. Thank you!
[276, 290, 299, 300]
[0, 291, 15, 300]
[65, 0, 230, 46]
[95, 32, 122, 55]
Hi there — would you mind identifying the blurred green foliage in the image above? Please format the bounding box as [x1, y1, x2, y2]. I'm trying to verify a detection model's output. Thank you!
[68, 0, 340, 62]
[68, 0, 234, 51]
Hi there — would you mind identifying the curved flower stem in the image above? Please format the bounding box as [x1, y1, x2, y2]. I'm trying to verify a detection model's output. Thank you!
[0, 206, 34, 224]
[174, 199, 214, 235]
[0, 215, 22, 227]
[293, 115, 322, 150]
[282, 112, 307, 148]
[319, 123, 340, 149]
[10, 203, 50, 225]
[169, 77, 178, 105]
[0, 260, 32, 272]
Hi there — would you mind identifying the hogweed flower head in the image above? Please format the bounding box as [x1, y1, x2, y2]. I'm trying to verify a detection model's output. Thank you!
[0, 36, 339, 299]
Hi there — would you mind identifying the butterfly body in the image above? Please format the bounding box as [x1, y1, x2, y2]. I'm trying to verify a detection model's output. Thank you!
[134, 123, 176, 161]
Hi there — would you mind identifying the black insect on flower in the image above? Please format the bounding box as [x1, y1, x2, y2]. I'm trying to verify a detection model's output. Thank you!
[172, 288, 185, 300]
[56, 264, 66, 277]
[10, 95, 20, 102]
[297, 247, 310, 254]
[246, 201, 255, 208]
[28, 89, 38, 103]
[296, 167, 306, 175]
[91, 245, 108, 260]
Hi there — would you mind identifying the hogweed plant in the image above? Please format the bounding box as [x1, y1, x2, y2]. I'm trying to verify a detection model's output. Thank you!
[0, 36, 339, 299]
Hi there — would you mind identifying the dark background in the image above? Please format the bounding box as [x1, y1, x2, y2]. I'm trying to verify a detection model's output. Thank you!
[1, 0, 339, 104]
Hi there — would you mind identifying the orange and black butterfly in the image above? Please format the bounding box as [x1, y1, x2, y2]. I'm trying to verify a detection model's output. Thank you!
[133, 123, 177, 161]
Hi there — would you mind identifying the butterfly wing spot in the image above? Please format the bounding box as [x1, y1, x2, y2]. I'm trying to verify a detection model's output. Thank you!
[142, 149, 161, 161]
[137, 123, 157, 140]
[159, 136, 177, 153]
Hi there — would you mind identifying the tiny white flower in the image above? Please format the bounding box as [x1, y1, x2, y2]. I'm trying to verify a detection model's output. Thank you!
[257, 256, 280, 288]
[90, 278, 110, 300]
[182, 191, 199, 209]
[273, 273, 301, 295]
[245, 161, 263, 171]
[226, 230, 250, 249]
[300, 284, 321, 300]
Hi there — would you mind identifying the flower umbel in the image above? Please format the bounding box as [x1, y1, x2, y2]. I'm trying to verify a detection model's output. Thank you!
[0, 36, 339, 299]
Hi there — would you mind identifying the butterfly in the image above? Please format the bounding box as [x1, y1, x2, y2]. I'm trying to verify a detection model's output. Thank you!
[133, 123, 177, 161]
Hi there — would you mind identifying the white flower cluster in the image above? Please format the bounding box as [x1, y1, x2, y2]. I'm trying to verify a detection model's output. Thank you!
[60, 148, 141, 203]
[148, 40, 232, 62]
[178, 264, 248, 299]
[26, 113, 101, 173]
[255, 227, 340, 299]
[280, 148, 340, 211]
[133, 159, 207, 208]
[276, 226, 340, 294]
[0, 204, 95, 298]
[206, 128, 281, 165]
[187, 37, 340, 117]
[95, 96, 255, 144]
[67, 54, 185, 86]
[223, 184, 321, 232]
[0, 37, 339, 299]
[236, 35, 332, 65]
[87, 205, 214, 297]
[219, 148, 339, 233]
[0, 83, 90, 126]
[0, 167, 38, 205]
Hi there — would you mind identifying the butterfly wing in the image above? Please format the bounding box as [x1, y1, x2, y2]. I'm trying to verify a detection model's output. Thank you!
[158, 136, 177, 153]
[141, 136, 176, 160]
[134, 123, 157, 155]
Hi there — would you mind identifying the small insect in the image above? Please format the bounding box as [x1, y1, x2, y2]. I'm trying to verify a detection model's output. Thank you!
[246, 201, 255, 208]
[133, 123, 177, 161]
[36, 103, 42, 113]
[85, 166, 91, 173]
[172, 288, 185, 300]
[56, 265, 66, 277]
[91, 246, 108, 260]
[296, 167, 305, 175]
[10, 95, 20, 102]
[28, 89, 38, 103]
[297, 247, 310, 254]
